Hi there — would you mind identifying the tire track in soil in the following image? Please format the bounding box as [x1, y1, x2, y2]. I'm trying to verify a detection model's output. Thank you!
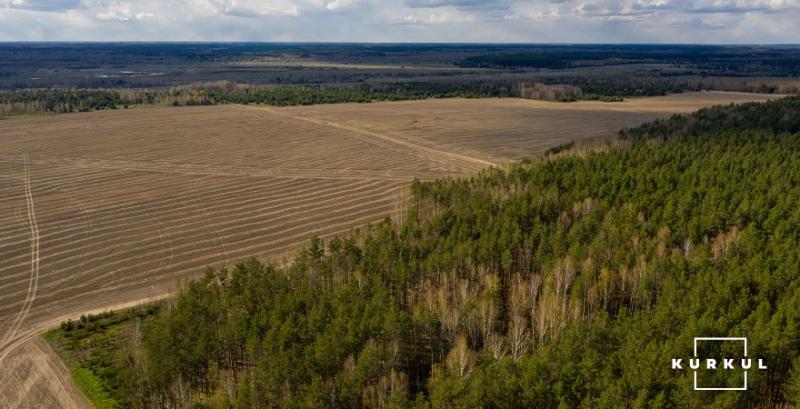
[256, 106, 497, 171]
[0, 155, 40, 364]
[0, 155, 461, 182]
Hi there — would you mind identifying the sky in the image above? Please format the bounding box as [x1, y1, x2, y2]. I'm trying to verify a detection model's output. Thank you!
[0, 0, 798, 43]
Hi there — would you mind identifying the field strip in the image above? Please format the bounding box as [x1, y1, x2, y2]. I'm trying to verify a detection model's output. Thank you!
[256, 106, 496, 170]
[0, 184, 401, 303]
[0, 155, 39, 362]
[1, 187, 400, 311]
[0, 180, 397, 289]
[22, 212, 389, 326]
[0, 156, 460, 182]
[0, 178, 378, 250]
[189, 178, 230, 266]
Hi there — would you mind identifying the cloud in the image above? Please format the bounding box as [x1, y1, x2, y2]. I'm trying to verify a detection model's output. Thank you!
[396, 8, 480, 24]
[0, 0, 798, 42]
[325, 0, 360, 10]
[405, 0, 508, 8]
[7, 0, 82, 12]
[670, 16, 727, 29]
[568, 0, 800, 18]
[193, 0, 300, 17]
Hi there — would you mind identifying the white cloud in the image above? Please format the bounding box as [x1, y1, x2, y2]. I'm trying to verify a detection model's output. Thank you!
[203, 0, 301, 17]
[397, 7, 481, 24]
[326, 0, 360, 10]
[0, 0, 797, 42]
[96, 5, 132, 21]
[6, 0, 82, 12]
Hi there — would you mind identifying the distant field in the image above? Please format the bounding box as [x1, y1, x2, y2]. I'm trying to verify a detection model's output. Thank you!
[0, 91, 781, 408]
[286, 91, 780, 162]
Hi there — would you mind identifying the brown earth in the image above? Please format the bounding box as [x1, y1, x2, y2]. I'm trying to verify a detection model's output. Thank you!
[283, 91, 779, 163]
[0, 92, 781, 408]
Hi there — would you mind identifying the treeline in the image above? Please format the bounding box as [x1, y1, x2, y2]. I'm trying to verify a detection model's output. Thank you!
[619, 96, 800, 140]
[0, 82, 502, 115]
[49, 97, 800, 408]
[0, 82, 606, 115]
[458, 48, 800, 76]
[568, 77, 800, 98]
[508, 77, 799, 102]
[0, 81, 597, 115]
[0, 89, 126, 114]
[457, 49, 729, 69]
[546, 76, 800, 100]
[4, 78, 798, 116]
[513, 82, 587, 102]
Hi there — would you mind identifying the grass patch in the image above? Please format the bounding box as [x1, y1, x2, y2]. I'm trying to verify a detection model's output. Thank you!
[40, 328, 60, 344]
[42, 305, 162, 409]
[71, 366, 117, 409]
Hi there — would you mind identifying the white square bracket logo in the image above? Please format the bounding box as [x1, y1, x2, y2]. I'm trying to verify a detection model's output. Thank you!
[693, 337, 747, 391]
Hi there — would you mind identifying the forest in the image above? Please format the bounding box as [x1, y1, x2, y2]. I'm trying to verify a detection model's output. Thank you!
[45, 97, 800, 408]
[457, 46, 800, 76]
[3, 43, 800, 116]
[0, 82, 504, 115]
[0, 81, 627, 115]
[4, 78, 799, 116]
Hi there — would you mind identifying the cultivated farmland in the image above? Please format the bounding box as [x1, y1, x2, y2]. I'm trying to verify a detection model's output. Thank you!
[286, 91, 778, 163]
[0, 91, 781, 408]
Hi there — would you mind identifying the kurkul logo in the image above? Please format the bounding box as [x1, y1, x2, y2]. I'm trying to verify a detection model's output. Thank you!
[671, 337, 767, 391]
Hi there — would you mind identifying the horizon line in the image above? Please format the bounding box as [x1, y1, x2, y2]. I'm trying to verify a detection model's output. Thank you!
[1, 41, 799, 46]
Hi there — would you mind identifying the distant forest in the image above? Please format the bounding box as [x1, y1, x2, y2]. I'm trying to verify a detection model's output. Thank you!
[458, 47, 800, 76]
[2, 43, 800, 116]
[46, 97, 800, 408]
[2, 77, 799, 116]
[0, 82, 503, 115]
